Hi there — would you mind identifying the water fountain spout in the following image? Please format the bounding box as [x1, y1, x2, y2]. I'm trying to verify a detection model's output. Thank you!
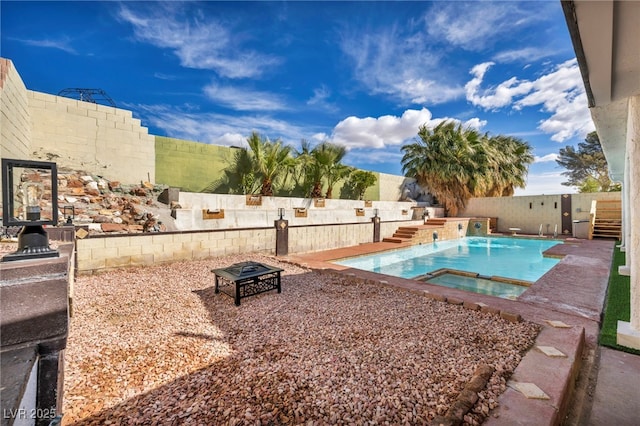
[538, 224, 543, 237]
[554, 224, 558, 238]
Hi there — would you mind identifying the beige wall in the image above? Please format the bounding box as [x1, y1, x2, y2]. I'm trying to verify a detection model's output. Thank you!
[75, 218, 481, 273]
[460, 192, 622, 235]
[0, 58, 31, 161]
[28, 91, 155, 183]
[378, 172, 413, 202]
[289, 223, 373, 254]
[0, 58, 155, 185]
[76, 228, 276, 273]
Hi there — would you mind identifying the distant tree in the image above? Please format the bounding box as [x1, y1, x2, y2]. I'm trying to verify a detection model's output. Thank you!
[345, 169, 377, 200]
[556, 131, 620, 192]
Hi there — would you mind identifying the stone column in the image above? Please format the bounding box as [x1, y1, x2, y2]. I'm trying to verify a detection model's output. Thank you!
[617, 95, 640, 349]
[628, 96, 639, 329]
[372, 216, 381, 243]
[619, 151, 631, 274]
[275, 219, 289, 256]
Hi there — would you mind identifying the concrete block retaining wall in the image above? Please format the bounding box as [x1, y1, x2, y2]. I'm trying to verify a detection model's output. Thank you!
[289, 222, 374, 254]
[175, 192, 443, 230]
[75, 219, 430, 273]
[76, 228, 276, 273]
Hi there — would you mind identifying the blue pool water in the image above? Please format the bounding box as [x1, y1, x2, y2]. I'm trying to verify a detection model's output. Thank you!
[333, 237, 561, 283]
[426, 274, 528, 299]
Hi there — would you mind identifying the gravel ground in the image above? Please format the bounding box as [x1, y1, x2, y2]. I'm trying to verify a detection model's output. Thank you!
[62, 254, 539, 425]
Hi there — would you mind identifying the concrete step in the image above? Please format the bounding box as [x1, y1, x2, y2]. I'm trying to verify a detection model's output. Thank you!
[382, 237, 410, 243]
[397, 226, 420, 232]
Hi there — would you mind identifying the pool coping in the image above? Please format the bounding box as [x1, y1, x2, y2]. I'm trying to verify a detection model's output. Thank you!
[285, 235, 615, 425]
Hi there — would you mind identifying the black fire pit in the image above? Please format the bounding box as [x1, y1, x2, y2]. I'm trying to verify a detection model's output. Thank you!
[211, 261, 283, 306]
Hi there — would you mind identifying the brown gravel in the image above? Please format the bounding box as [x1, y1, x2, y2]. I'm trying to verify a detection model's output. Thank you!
[62, 254, 539, 425]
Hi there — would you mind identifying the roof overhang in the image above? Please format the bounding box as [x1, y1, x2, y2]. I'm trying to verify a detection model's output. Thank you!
[562, 0, 640, 181]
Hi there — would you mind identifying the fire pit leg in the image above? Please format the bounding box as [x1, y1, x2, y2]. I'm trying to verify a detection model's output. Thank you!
[234, 281, 242, 306]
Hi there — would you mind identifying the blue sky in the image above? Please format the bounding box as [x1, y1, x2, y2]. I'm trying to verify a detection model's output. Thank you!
[1, 1, 594, 195]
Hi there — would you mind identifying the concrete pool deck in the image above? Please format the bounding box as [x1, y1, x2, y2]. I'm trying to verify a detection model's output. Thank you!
[285, 235, 621, 425]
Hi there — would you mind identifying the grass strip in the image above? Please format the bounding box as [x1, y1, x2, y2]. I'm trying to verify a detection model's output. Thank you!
[599, 243, 640, 354]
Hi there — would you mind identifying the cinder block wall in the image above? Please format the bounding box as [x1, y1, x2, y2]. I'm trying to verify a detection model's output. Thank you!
[28, 91, 155, 184]
[76, 228, 276, 273]
[0, 58, 31, 161]
[289, 223, 373, 253]
[155, 136, 234, 193]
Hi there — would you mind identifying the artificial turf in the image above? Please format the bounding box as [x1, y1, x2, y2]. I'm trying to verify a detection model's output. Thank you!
[599, 243, 640, 355]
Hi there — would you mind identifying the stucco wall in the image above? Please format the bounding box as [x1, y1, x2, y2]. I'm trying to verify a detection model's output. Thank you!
[155, 136, 234, 193]
[459, 192, 622, 235]
[378, 172, 414, 202]
[174, 192, 431, 230]
[155, 136, 406, 201]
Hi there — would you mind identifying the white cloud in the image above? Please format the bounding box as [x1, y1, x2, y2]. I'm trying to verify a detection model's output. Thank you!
[466, 59, 594, 142]
[203, 84, 287, 111]
[339, 26, 463, 105]
[330, 108, 434, 149]
[212, 133, 247, 148]
[466, 62, 533, 109]
[493, 47, 556, 64]
[425, 2, 546, 51]
[13, 36, 78, 54]
[534, 153, 559, 163]
[118, 4, 280, 79]
[306, 85, 338, 113]
[463, 117, 488, 130]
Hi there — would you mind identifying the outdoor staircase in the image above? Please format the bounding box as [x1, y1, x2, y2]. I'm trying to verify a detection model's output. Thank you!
[591, 200, 622, 239]
[382, 219, 447, 244]
[383, 226, 419, 243]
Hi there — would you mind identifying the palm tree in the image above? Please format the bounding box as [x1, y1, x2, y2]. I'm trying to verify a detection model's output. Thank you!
[291, 139, 315, 197]
[401, 121, 533, 215]
[320, 143, 348, 198]
[402, 121, 477, 215]
[226, 146, 259, 195]
[303, 141, 348, 198]
[486, 135, 533, 196]
[246, 132, 294, 196]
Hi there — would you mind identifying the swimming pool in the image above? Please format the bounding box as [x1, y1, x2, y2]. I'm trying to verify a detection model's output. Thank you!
[333, 236, 561, 285]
